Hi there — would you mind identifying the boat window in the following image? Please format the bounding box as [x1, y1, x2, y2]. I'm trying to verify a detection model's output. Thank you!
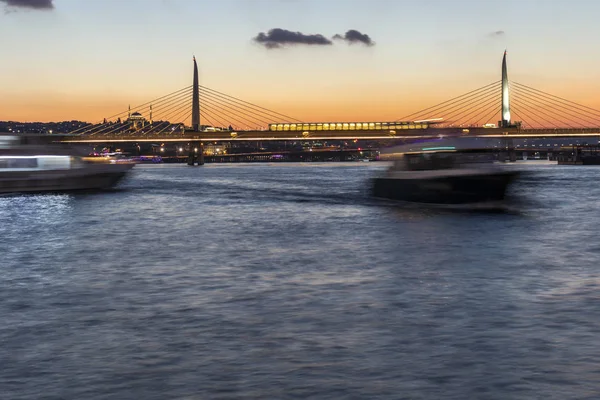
[405, 154, 455, 171]
[0, 158, 38, 169]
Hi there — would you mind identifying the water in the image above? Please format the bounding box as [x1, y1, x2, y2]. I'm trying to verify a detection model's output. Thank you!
[1, 162, 600, 399]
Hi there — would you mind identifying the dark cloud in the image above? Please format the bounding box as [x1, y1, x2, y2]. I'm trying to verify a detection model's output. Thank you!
[333, 30, 375, 46]
[1, 0, 54, 9]
[489, 30, 505, 37]
[253, 28, 333, 49]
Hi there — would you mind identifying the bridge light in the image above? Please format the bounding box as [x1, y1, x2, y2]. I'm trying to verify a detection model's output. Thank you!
[194, 148, 198, 152]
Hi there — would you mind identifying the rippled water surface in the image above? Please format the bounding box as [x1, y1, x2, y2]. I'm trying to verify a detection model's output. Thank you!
[2, 162, 600, 399]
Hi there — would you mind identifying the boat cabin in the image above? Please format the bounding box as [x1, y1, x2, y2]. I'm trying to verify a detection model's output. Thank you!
[391, 151, 497, 172]
[0, 155, 74, 172]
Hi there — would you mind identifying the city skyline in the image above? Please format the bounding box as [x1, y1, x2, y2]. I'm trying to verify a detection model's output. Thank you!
[2, 0, 600, 124]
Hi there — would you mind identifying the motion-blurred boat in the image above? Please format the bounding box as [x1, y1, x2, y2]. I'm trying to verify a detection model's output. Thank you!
[0, 135, 134, 194]
[372, 142, 519, 206]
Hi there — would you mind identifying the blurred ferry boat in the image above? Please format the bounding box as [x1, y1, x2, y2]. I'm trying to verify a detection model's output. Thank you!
[372, 142, 519, 206]
[0, 135, 134, 194]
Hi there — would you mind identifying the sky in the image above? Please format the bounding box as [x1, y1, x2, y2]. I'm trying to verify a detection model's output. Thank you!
[2, 0, 600, 123]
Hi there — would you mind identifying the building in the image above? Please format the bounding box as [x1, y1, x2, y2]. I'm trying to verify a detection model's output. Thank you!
[127, 111, 147, 131]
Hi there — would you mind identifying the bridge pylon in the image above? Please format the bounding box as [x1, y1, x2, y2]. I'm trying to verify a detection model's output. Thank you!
[501, 50, 511, 128]
[187, 56, 204, 166]
[192, 56, 200, 132]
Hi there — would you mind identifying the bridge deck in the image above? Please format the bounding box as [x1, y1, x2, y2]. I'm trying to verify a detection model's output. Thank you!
[59, 127, 600, 143]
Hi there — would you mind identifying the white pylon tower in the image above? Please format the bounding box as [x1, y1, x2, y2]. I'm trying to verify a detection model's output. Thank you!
[501, 50, 511, 128]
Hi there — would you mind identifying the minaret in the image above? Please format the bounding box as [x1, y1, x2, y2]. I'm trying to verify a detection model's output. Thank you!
[192, 56, 200, 131]
[501, 50, 511, 128]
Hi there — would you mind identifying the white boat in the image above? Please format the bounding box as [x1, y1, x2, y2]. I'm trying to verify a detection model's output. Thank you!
[0, 135, 134, 194]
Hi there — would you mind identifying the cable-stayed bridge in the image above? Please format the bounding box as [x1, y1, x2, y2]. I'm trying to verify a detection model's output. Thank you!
[63, 53, 600, 146]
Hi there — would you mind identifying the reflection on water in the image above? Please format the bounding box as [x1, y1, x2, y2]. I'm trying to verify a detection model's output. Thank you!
[1, 163, 600, 399]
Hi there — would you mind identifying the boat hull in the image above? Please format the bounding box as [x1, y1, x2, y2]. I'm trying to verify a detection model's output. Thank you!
[0, 163, 134, 194]
[372, 170, 519, 205]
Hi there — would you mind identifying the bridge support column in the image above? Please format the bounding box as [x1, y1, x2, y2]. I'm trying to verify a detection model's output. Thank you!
[187, 142, 205, 166]
[187, 145, 195, 166]
[500, 137, 517, 162]
[198, 142, 205, 165]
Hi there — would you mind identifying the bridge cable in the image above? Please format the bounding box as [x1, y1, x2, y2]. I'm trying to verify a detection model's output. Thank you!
[474, 101, 502, 126]
[200, 93, 274, 128]
[200, 101, 253, 130]
[198, 110, 217, 128]
[82, 88, 193, 136]
[465, 99, 501, 126]
[98, 91, 192, 137]
[71, 86, 192, 135]
[106, 90, 192, 136]
[511, 100, 559, 128]
[199, 87, 281, 124]
[404, 83, 501, 124]
[152, 108, 193, 137]
[510, 103, 542, 128]
[512, 92, 570, 128]
[396, 81, 500, 121]
[142, 99, 193, 136]
[513, 82, 600, 118]
[433, 86, 501, 125]
[199, 107, 230, 130]
[511, 84, 600, 127]
[400, 83, 501, 123]
[199, 85, 304, 123]
[511, 87, 586, 128]
[508, 106, 530, 129]
[199, 89, 275, 127]
[443, 89, 501, 124]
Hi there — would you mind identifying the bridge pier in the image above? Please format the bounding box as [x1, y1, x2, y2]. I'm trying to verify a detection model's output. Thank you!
[198, 142, 205, 165]
[187, 142, 204, 166]
[499, 137, 517, 162]
[187, 145, 195, 166]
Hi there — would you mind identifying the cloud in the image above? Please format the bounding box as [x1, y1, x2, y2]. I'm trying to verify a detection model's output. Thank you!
[1, 0, 54, 9]
[333, 30, 375, 46]
[489, 30, 505, 37]
[253, 28, 333, 49]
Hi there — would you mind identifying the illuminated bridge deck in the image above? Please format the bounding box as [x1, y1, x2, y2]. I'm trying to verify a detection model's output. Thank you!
[60, 127, 600, 143]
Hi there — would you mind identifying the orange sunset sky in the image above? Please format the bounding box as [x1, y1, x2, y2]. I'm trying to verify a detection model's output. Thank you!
[2, 0, 600, 124]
